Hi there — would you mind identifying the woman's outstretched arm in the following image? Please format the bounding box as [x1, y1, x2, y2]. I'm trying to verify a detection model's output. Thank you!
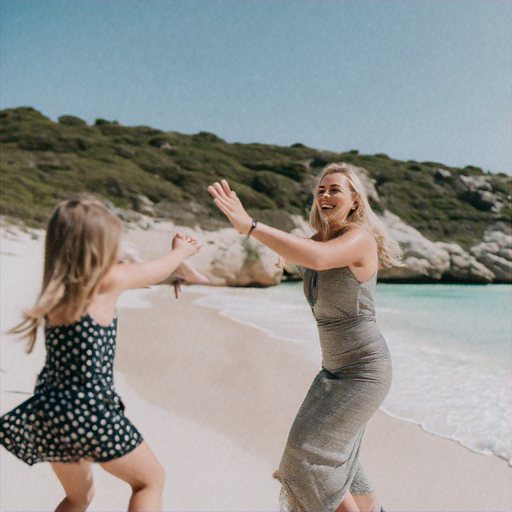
[248, 222, 371, 271]
[208, 180, 374, 271]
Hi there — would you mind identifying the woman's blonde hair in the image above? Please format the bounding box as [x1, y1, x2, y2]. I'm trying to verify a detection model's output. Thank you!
[11, 194, 123, 353]
[309, 162, 402, 268]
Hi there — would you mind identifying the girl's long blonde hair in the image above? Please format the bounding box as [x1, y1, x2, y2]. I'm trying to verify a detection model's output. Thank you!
[309, 162, 402, 268]
[11, 194, 123, 353]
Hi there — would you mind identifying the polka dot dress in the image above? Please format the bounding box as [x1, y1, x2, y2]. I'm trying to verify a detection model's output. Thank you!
[0, 314, 143, 466]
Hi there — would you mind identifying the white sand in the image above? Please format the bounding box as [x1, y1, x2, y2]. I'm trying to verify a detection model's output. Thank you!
[1, 224, 510, 512]
[0, 227, 278, 511]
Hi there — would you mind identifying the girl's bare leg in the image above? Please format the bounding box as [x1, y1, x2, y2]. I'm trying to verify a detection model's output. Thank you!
[51, 460, 95, 512]
[174, 261, 209, 284]
[353, 492, 381, 512]
[100, 441, 165, 512]
[335, 491, 361, 512]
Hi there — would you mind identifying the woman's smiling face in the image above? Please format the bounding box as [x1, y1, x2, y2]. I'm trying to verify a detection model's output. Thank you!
[316, 173, 357, 221]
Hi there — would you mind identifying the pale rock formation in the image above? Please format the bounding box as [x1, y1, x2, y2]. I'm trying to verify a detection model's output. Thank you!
[459, 175, 501, 212]
[353, 165, 380, 204]
[435, 242, 495, 283]
[435, 168, 452, 180]
[116, 203, 510, 286]
[208, 231, 283, 287]
[378, 211, 450, 281]
[132, 194, 155, 215]
[113, 207, 154, 230]
[121, 220, 283, 287]
[470, 223, 512, 283]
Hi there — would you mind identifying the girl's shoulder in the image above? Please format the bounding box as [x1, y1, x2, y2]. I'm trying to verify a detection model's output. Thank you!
[98, 262, 127, 293]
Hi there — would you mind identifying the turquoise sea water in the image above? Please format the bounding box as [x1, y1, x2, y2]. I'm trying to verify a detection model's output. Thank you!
[194, 283, 512, 463]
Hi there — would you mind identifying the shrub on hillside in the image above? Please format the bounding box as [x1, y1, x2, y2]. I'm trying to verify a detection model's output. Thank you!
[246, 209, 298, 232]
[192, 131, 226, 144]
[250, 171, 307, 211]
[95, 118, 118, 126]
[1, 106, 509, 250]
[58, 115, 87, 127]
[17, 133, 91, 152]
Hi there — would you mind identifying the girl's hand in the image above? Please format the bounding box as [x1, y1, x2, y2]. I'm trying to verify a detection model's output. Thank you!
[172, 232, 199, 249]
[207, 180, 253, 235]
[172, 233, 202, 258]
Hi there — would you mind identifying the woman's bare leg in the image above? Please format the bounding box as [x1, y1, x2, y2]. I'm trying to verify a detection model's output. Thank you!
[335, 491, 361, 512]
[51, 460, 95, 512]
[100, 441, 165, 512]
[353, 492, 381, 512]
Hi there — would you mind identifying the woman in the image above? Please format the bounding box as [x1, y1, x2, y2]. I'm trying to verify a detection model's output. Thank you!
[208, 163, 402, 512]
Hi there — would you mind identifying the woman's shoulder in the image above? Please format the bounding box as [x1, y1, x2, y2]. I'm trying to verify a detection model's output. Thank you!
[312, 227, 375, 253]
[343, 225, 374, 241]
[329, 226, 375, 245]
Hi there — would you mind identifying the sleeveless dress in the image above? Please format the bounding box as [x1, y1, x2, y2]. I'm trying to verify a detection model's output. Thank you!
[0, 314, 143, 465]
[274, 267, 392, 512]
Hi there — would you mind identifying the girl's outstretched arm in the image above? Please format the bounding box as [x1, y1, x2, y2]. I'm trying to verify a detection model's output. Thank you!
[208, 180, 374, 271]
[110, 234, 202, 292]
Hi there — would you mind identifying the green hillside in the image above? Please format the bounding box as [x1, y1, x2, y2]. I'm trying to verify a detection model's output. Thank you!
[1, 107, 510, 249]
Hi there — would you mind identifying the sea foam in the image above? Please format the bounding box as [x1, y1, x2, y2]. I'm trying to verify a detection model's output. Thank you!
[193, 282, 512, 464]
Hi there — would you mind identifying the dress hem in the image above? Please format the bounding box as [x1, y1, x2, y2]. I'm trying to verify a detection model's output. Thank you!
[0, 435, 144, 467]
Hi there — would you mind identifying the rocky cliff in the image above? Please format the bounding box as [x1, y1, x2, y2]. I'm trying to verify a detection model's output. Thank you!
[1, 106, 510, 285]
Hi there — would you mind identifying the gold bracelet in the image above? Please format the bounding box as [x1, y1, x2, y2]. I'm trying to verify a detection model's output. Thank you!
[247, 219, 258, 238]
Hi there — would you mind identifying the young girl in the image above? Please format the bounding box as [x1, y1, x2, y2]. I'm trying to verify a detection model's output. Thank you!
[208, 163, 402, 512]
[0, 194, 202, 512]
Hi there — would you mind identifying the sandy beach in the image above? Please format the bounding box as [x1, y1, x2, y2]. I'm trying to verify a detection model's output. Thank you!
[1, 222, 510, 512]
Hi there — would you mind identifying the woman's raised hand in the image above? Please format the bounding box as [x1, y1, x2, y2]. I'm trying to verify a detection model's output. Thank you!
[172, 232, 202, 258]
[208, 180, 253, 235]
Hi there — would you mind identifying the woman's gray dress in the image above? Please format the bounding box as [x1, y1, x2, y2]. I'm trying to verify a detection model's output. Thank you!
[274, 266, 392, 512]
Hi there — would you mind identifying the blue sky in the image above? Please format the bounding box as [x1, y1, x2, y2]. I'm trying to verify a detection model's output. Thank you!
[1, 0, 511, 174]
